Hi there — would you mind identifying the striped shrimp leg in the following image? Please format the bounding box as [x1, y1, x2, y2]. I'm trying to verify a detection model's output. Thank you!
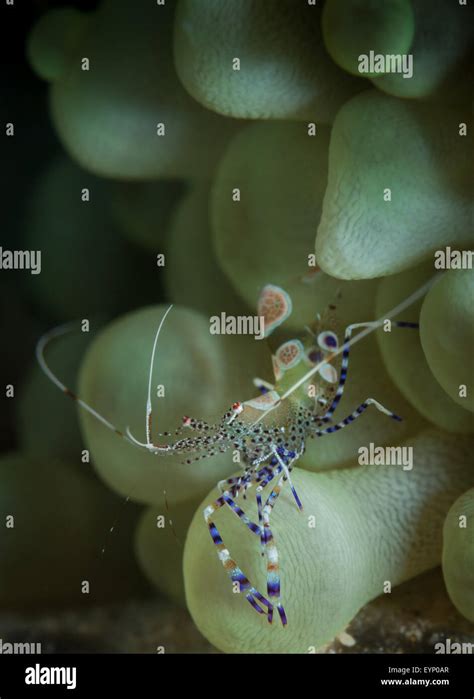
[312, 397, 403, 437]
[203, 496, 274, 622]
[261, 474, 288, 626]
[256, 461, 282, 556]
[322, 320, 419, 422]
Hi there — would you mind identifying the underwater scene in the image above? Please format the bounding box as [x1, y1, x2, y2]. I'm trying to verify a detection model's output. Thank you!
[0, 0, 472, 686]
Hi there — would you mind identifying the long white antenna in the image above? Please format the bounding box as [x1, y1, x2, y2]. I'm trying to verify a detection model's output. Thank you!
[36, 305, 175, 451]
[36, 323, 136, 443]
[145, 304, 173, 446]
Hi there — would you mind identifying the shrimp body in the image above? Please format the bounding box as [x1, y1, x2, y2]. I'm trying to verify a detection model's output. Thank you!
[36, 282, 424, 626]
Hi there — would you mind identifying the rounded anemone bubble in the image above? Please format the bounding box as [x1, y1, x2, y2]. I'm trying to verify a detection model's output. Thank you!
[184, 430, 474, 653]
[135, 497, 201, 607]
[442, 488, 474, 623]
[371, 0, 474, 102]
[376, 262, 473, 433]
[174, 0, 363, 122]
[212, 121, 330, 325]
[315, 90, 472, 280]
[23, 156, 158, 320]
[0, 452, 145, 609]
[26, 7, 90, 83]
[17, 328, 93, 463]
[420, 269, 474, 414]
[78, 305, 272, 507]
[41, 0, 239, 179]
[322, 0, 415, 78]
[108, 180, 187, 253]
[164, 181, 249, 317]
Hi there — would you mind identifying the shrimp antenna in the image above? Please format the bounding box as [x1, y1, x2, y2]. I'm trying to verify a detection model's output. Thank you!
[36, 322, 136, 443]
[36, 305, 174, 450]
[145, 304, 173, 447]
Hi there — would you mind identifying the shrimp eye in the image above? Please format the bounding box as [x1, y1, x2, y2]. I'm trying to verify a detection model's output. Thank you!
[317, 331, 338, 351]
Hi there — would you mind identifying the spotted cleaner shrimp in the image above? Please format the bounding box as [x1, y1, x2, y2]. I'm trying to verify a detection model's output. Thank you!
[36, 279, 436, 626]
